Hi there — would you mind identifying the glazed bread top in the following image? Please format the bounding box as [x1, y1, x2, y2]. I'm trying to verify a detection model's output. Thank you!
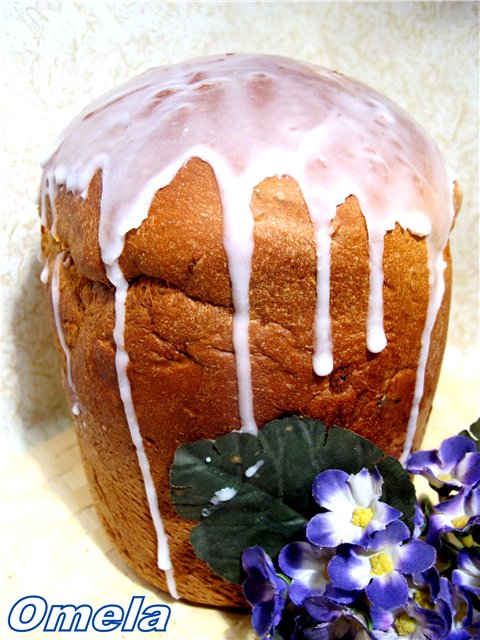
[40, 54, 456, 375]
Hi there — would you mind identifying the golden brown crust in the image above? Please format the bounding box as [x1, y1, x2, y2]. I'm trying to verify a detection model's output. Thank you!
[42, 158, 456, 606]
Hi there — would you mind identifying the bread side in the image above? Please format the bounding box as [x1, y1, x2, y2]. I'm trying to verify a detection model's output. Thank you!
[41, 159, 457, 604]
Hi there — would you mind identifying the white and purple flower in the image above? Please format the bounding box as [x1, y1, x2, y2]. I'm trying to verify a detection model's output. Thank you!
[439, 575, 480, 638]
[242, 546, 288, 639]
[306, 468, 402, 548]
[426, 484, 480, 547]
[278, 541, 333, 605]
[328, 521, 436, 610]
[370, 598, 449, 639]
[407, 435, 480, 490]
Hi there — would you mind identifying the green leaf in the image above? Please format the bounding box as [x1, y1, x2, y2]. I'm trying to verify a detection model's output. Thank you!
[170, 433, 266, 520]
[376, 456, 416, 528]
[191, 492, 306, 583]
[469, 418, 480, 450]
[170, 416, 417, 584]
[256, 416, 327, 516]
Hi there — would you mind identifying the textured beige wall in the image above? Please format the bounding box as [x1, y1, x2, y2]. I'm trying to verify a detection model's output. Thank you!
[2, 1, 479, 458]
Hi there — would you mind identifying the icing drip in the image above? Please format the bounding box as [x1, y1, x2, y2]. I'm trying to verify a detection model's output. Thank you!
[400, 247, 447, 464]
[366, 229, 388, 354]
[245, 459, 265, 478]
[312, 219, 333, 376]
[51, 252, 79, 416]
[40, 260, 50, 284]
[219, 181, 257, 434]
[40, 54, 456, 593]
[106, 261, 178, 599]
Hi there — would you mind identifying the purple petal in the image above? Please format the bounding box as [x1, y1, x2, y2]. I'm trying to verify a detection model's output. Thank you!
[368, 520, 410, 551]
[242, 545, 275, 579]
[370, 605, 394, 631]
[312, 469, 351, 511]
[457, 547, 480, 573]
[328, 548, 371, 591]
[369, 501, 403, 533]
[307, 511, 355, 548]
[366, 571, 408, 609]
[278, 542, 331, 605]
[279, 542, 327, 579]
[467, 483, 480, 516]
[452, 548, 480, 595]
[242, 546, 286, 608]
[244, 576, 275, 606]
[252, 599, 275, 638]
[407, 449, 440, 475]
[457, 452, 480, 486]
[396, 539, 436, 575]
[446, 632, 474, 640]
[413, 501, 427, 539]
[425, 513, 449, 547]
[439, 435, 476, 468]
[303, 596, 343, 623]
[432, 488, 466, 517]
[324, 583, 361, 604]
[288, 580, 318, 607]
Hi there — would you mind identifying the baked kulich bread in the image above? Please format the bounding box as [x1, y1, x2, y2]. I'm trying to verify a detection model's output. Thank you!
[39, 54, 460, 606]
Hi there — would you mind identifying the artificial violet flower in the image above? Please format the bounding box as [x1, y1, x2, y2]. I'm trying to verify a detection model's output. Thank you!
[426, 484, 480, 547]
[439, 576, 480, 639]
[408, 567, 441, 611]
[278, 542, 333, 605]
[452, 548, 480, 596]
[242, 546, 288, 640]
[370, 598, 449, 639]
[406, 435, 480, 490]
[328, 521, 436, 610]
[306, 468, 402, 548]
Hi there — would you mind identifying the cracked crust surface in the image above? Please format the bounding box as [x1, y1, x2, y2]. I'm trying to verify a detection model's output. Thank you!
[41, 157, 458, 605]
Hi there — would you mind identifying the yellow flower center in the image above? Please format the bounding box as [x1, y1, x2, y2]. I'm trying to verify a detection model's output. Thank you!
[394, 613, 417, 636]
[438, 473, 453, 482]
[351, 507, 374, 528]
[452, 515, 469, 529]
[414, 590, 433, 610]
[455, 602, 468, 624]
[461, 533, 474, 547]
[370, 552, 394, 576]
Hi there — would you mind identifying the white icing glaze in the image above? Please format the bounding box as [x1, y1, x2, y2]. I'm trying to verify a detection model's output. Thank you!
[245, 459, 265, 478]
[40, 260, 49, 284]
[51, 252, 79, 417]
[212, 487, 238, 503]
[400, 246, 447, 464]
[106, 261, 178, 599]
[40, 54, 456, 595]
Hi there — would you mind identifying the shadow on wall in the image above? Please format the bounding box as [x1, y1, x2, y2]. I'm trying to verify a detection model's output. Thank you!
[11, 252, 70, 448]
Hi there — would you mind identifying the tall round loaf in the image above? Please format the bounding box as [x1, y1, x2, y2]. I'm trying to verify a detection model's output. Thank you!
[40, 54, 460, 606]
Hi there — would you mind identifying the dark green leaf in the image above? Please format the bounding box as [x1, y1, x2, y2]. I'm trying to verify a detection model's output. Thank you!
[257, 416, 327, 516]
[170, 433, 267, 520]
[376, 456, 416, 529]
[469, 418, 480, 450]
[191, 492, 306, 583]
[316, 426, 383, 473]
